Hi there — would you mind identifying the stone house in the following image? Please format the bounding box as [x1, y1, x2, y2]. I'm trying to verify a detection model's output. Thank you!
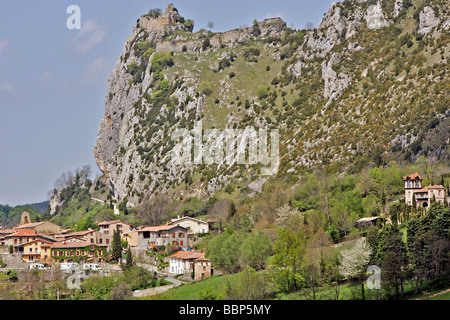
[54, 229, 113, 250]
[14, 221, 63, 235]
[193, 257, 212, 281]
[168, 250, 211, 280]
[97, 220, 132, 236]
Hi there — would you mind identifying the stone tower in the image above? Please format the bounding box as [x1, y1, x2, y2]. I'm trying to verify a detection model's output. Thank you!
[20, 211, 31, 225]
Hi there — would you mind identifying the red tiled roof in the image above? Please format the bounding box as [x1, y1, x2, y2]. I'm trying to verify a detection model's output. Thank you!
[14, 222, 45, 229]
[140, 224, 185, 232]
[402, 172, 422, 180]
[427, 185, 446, 190]
[180, 252, 204, 260]
[169, 251, 205, 260]
[5, 229, 38, 237]
[97, 220, 129, 226]
[415, 185, 446, 192]
[194, 257, 210, 262]
[68, 230, 94, 236]
[0, 229, 16, 234]
[52, 240, 91, 248]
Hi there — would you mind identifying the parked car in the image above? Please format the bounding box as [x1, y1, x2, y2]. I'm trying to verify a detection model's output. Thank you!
[30, 263, 48, 270]
[60, 262, 79, 271]
[83, 263, 101, 271]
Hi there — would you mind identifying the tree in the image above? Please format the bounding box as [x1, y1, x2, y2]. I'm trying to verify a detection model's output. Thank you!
[125, 247, 134, 270]
[272, 228, 307, 292]
[375, 225, 407, 297]
[305, 22, 315, 30]
[75, 217, 99, 231]
[225, 266, 278, 300]
[135, 193, 169, 226]
[207, 20, 214, 31]
[206, 230, 242, 273]
[302, 230, 333, 300]
[111, 225, 122, 262]
[274, 204, 297, 227]
[338, 238, 372, 300]
[110, 282, 132, 300]
[239, 231, 273, 270]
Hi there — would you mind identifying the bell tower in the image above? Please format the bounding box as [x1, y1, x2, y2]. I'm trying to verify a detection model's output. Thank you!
[20, 211, 31, 225]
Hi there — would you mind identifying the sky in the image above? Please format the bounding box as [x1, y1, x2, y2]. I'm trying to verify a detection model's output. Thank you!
[0, 0, 335, 206]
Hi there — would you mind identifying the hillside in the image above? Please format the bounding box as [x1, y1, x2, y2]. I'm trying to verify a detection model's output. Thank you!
[93, 0, 449, 208]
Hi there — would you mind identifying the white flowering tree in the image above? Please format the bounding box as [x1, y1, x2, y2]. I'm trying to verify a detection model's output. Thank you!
[338, 238, 372, 300]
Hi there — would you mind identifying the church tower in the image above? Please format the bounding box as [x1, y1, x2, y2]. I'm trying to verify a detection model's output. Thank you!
[20, 211, 31, 225]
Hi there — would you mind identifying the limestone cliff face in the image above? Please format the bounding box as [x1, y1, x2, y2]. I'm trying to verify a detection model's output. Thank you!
[93, 4, 287, 206]
[94, 1, 449, 207]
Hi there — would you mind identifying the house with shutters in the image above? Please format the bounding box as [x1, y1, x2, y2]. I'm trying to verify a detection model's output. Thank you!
[168, 250, 211, 280]
[18, 239, 55, 264]
[169, 216, 209, 234]
[53, 229, 112, 249]
[97, 220, 133, 236]
[137, 224, 188, 250]
[51, 239, 108, 264]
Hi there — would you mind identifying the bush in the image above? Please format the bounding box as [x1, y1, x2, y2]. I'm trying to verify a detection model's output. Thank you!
[6, 269, 18, 282]
[110, 282, 133, 300]
[198, 81, 213, 96]
[257, 87, 269, 100]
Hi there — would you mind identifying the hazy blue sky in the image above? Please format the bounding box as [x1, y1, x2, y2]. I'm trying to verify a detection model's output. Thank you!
[0, 0, 335, 206]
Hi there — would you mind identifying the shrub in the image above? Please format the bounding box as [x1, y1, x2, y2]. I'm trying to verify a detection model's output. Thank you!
[257, 87, 269, 100]
[198, 81, 213, 96]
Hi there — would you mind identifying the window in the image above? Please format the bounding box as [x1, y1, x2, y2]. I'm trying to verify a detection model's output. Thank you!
[180, 241, 183, 246]
[106, 239, 109, 244]
[143, 231, 150, 239]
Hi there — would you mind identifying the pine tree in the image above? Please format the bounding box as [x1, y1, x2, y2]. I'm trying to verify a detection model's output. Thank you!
[125, 247, 134, 269]
[112, 225, 122, 262]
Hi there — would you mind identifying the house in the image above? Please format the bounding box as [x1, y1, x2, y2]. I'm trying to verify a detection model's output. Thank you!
[137, 224, 188, 250]
[97, 220, 132, 236]
[14, 221, 63, 235]
[169, 216, 209, 234]
[51, 239, 108, 264]
[356, 216, 381, 228]
[3, 229, 56, 251]
[168, 250, 211, 280]
[0, 229, 16, 246]
[18, 239, 55, 264]
[403, 173, 448, 209]
[53, 229, 113, 250]
[193, 257, 212, 281]
[122, 229, 139, 247]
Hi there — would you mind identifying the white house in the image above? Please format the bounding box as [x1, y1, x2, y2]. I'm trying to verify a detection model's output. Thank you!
[169, 216, 209, 234]
[169, 250, 205, 275]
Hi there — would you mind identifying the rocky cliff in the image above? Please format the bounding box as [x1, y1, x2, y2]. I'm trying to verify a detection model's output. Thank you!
[94, 1, 449, 207]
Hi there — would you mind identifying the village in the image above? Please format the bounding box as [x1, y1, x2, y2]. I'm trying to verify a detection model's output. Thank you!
[0, 171, 448, 300]
[0, 211, 214, 284]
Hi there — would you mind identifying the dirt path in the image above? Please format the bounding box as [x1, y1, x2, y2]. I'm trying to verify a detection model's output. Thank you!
[416, 288, 450, 300]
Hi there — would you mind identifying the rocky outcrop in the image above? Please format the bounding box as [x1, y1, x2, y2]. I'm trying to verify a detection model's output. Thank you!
[321, 53, 351, 100]
[418, 7, 440, 35]
[366, 2, 390, 29]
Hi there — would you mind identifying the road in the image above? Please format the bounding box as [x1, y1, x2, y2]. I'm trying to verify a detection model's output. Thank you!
[133, 262, 184, 297]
